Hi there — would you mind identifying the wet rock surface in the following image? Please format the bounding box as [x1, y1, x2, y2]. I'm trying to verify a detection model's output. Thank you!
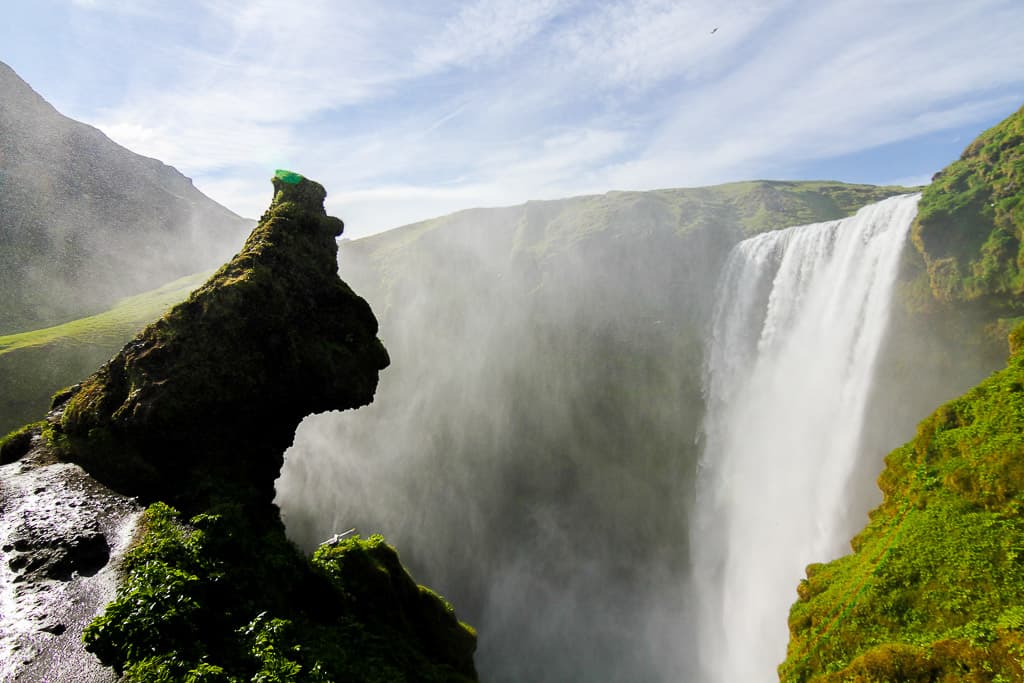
[0, 427, 141, 683]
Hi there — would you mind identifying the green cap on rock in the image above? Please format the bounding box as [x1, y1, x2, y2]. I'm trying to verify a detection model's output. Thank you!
[274, 169, 304, 184]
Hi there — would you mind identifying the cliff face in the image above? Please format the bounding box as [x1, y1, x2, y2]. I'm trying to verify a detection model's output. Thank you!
[889, 106, 1024, 374]
[781, 108, 1024, 682]
[0, 60, 251, 334]
[0, 174, 476, 683]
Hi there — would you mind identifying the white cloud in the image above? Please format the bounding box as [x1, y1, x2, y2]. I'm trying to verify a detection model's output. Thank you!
[38, 0, 1024, 231]
[414, 0, 573, 72]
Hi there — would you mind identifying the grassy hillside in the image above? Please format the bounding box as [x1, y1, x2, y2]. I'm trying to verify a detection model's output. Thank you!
[0, 60, 250, 334]
[0, 273, 207, 435]
[781, 320, 1024, 683]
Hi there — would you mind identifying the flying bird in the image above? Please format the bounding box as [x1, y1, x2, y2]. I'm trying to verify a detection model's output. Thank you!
[711, 27, 718, 34]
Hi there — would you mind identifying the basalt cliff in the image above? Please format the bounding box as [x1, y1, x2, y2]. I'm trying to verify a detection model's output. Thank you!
[0, 173, 477, 682]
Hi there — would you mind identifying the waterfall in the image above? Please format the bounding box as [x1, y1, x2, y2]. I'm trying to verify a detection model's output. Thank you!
[691, 193, 920, 681]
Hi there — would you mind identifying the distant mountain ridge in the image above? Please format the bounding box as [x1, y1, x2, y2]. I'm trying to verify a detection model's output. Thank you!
[0, 60, 251, 334]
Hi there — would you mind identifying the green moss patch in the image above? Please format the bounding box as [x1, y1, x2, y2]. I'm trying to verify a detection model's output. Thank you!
[0, 420, 43, 464]
[912, 105, 1024, 308]
[782, 322, 1024, 682]
[84, 504, 475, 683]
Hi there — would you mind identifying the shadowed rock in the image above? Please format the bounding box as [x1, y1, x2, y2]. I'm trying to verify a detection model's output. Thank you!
[49, 173, 389, 511]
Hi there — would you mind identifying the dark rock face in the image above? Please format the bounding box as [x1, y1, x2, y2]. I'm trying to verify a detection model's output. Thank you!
[51, 174, 389, 511]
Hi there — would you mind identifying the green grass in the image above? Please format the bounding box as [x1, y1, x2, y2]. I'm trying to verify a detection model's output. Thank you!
[781, 321, 1024, 682]
[912, 104, 1024, 307]
[0, 271, 209, 357]
[0, 272, 211, 436]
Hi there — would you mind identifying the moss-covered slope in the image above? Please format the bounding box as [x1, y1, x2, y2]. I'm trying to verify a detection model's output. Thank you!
[913, 105, 1024, 308]
[4, 173, 476, 682]
[0, 272, 209, 436]
[781, 320, 1024, 682]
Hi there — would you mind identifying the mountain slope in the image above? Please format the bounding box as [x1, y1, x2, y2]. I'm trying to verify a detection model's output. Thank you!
[0, 273, 208, 435]
[0, 61, 251, 334]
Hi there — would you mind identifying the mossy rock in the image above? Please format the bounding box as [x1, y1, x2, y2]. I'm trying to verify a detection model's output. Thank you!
[50, 174, 388, 510]
[0, 420, 42, 464]
[911, 105, 1024, 309]
[85, 505, 477, 682]
[312, 534, 478, 679]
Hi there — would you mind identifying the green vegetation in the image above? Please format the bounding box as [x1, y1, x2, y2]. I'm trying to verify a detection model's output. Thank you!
[85, 503, 475, 683]
[0, 420, 43, 464]
[0, 272, 207, 356]
[781, 320, 1024, 682]
[912, 105, 1024, 308]
[0, 273, 208, 436]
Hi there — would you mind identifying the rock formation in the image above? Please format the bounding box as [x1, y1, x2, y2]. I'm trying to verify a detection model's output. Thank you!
[0, 173, 477, 682]
[51, 171, 388, 514]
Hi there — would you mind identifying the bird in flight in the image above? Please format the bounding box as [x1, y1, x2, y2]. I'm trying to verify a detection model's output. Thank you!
[711, 27, 718, 34]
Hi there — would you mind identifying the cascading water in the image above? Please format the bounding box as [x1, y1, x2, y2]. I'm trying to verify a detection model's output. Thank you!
[691, 193, 920, 681]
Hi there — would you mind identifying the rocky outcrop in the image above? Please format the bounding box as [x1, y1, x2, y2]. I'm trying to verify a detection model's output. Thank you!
[0, 173, 476, 682]
[912, 104, 1024, 309]
[891, 105, 1024, 368]
[51, 172, 388, 513]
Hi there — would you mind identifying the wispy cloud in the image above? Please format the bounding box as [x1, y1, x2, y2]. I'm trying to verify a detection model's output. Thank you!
[20, 0, 1022, 235]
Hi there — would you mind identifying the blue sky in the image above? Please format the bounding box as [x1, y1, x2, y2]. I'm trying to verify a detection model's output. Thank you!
[2, 1, 1023, 238]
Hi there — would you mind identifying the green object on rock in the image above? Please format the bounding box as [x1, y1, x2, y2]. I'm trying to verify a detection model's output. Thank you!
[274, 169, 304, 185]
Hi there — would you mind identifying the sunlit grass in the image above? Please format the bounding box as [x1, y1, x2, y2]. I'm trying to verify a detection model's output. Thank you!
[0, 272, 209, 357]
